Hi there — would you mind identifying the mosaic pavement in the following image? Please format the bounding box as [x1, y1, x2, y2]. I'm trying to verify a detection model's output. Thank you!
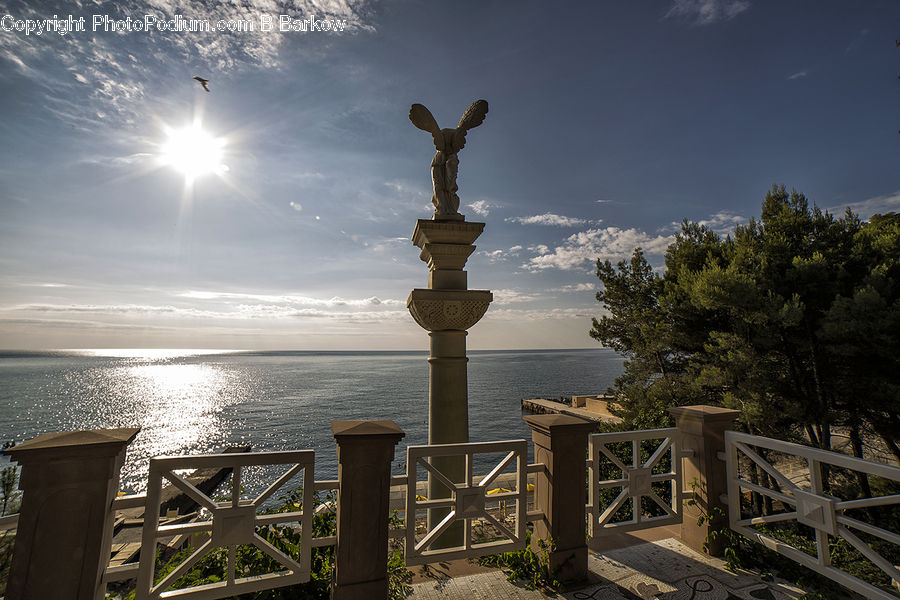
[407, 538, 806, 600]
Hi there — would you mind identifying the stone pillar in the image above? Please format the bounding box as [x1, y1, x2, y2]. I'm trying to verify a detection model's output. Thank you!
[331, 420, 405, 600]
[524, 414, 595, 585]
[4, 428, 140, 600]
[407, 218, 492, 544]
[668, 405, 740, 556]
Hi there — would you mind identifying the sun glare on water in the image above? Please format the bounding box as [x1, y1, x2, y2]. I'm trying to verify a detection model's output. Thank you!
[160, 123, 228, 181]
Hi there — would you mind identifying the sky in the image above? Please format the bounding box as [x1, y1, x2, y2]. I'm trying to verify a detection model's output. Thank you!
[0, 0, 898, 351]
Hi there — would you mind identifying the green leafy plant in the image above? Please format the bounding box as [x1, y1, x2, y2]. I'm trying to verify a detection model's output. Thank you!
[686, 476, 884, 599]
[125, 486, 412, 600]
[387, 510, 412, 599]
[0, 465, 20, 597]
[477, 530, 567, 591]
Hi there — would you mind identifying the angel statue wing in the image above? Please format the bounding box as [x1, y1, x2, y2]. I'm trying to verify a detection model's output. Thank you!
[457, 99, 489, 130]
[409, 103, 444, 152]
[452, 99, 488, 152]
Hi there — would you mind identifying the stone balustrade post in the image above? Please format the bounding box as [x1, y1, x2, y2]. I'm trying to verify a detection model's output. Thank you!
[668, 405, 740, 556]
[4, 428, 140, 600]
[331, 420, 405, 600]
[524, 414, 595, 585]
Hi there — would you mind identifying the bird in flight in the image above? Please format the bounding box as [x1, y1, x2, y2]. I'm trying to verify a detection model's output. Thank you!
[193, 76, 210, 92]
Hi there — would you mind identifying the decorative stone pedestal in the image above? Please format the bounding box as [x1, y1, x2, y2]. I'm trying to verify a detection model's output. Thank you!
[668, 405, 741, 556]
[4, 428, 140, 600]
[407, 218, 492, 546]
[332, 420, 405, 600]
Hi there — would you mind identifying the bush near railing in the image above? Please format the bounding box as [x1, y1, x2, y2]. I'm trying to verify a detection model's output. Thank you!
[706, 521, 861, 600]
[477, 530, 566, 591]
[727, 453, 900, 599]
[0, 464, 21, 597]
[118, 487, 412, 600]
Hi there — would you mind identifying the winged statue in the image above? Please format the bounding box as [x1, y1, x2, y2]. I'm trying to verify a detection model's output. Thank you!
[409, 100, 488, 220]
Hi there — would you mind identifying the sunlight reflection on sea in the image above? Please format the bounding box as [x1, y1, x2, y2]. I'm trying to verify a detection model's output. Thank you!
[0, 348, 623, 496]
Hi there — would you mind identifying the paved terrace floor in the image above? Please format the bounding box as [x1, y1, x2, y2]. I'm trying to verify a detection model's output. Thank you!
[408, 536, 806, 600]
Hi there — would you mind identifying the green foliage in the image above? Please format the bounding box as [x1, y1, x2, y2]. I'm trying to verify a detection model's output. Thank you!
[591, 187, 900, 459]
[593, 192, 900, 597]
[128, 488, 412, 600]
[477, 530, 566, 591]
[687, 475, 900, 599]
[0, 466, 20, 517]
[387, 510, 412, 599]
[0, 465, 20, 597]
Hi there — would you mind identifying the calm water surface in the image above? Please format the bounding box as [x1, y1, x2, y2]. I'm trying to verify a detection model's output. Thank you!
[0, 348, 623, 494]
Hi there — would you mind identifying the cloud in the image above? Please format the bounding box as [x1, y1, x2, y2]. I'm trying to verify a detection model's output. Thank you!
[787, 71, 808, 80]
[482, 245, 523, 262]
[491, 289, 539, 305]
[179, 290, 404, 308]
[556, 283, 595, 292]
[507, 213, 594, 227]
[695, 211, 746, 234]
[3, 291, 409, 326]
[467, 199, 498, 216]
[526, 227, 674, 271]
[665, 0, 750, 25]
[481, 307, 592, 322]
[827, 190, 900, 220]
[0, 1, 377, 127]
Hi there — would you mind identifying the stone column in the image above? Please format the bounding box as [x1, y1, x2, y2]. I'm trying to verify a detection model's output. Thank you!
[407, 218, 492, 544]
[4, 428, 140, 600]
[331, 420, 405, 600]
[668, 405, 740, 556]
[524, 414, 595, 585]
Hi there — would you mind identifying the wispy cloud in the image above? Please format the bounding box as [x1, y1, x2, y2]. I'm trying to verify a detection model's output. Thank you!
[467, 199, 499, 216]
[827, 190, 900, 220]
[179, 291, 404, 308]
[482, 245, 523, 262]
[4, 292, 409, 325]
[696, 211, 746, 234]
[787, 70, 808, 80]
[506, 213, 595, 227]
[0, 1, 378, 127]
[665, 0, 750, 25]
[481, 307, 591, 322]
[491, 289, 540, 305]
[555, 283, 595, 293]
[526, 227, 673, 271]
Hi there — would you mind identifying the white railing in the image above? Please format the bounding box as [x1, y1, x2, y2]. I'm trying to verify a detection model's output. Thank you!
[588, 428, 683, 535]
[404, 440, 528, 565]
[134, 450, 317, 600]
[726, 430, 900, 600]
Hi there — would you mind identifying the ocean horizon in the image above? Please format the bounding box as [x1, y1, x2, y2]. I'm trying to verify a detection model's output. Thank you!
[0, 347, 624, 494]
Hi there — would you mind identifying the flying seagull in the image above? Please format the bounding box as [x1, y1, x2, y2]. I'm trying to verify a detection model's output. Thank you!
[193, 76, 210, 92]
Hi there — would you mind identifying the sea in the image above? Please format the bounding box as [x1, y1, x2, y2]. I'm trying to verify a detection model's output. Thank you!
[0, 348, 623, 495]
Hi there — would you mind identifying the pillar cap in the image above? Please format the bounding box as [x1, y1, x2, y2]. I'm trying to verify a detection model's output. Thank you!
[332, 420, 405, 441]
[668, 405, 741, 423]
[412, 219, 485, 248]
[523, 414, 595, 437]
[5, 428, 140, 462]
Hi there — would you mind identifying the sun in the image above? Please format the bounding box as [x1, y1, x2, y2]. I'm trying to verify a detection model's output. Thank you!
[160, 123, 227, 181]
